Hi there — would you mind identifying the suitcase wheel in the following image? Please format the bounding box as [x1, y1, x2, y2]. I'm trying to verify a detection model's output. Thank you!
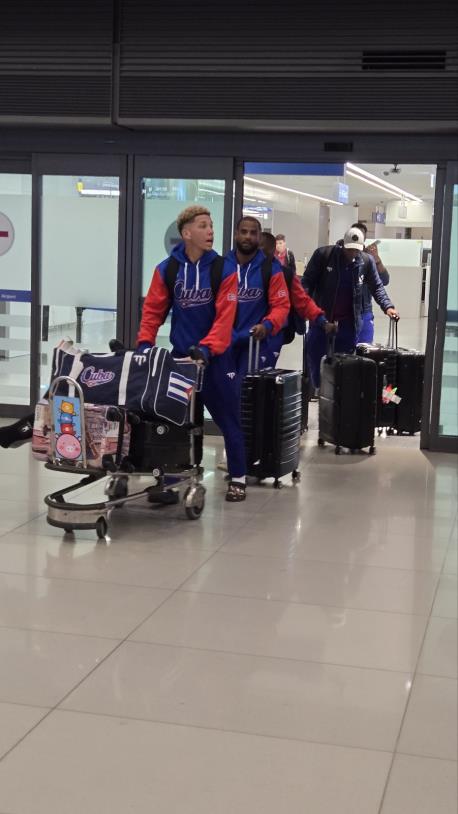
[273, 478, 283, 489]
[369, 445, 376, 455]
[292, 470, 301, 483]
[96, 516, 108, 539]
[318, 438, 325, 447]
[335, 446, 341, 455]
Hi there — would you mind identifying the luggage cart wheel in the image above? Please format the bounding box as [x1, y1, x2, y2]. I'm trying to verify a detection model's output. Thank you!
[292, 470, 301, 483]
[317, 438, 325, 447]
[96, 517, 108, 539]
[335, 446, 341, 455]
[183, 485, 205, 520]
[369, 445, 376, 455]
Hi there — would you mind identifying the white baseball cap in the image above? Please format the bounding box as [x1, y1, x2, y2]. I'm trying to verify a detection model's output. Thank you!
[343, 227, 365, 251]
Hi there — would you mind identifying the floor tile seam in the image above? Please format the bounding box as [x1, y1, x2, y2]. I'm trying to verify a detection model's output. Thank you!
[206, 549, 448, 575]
[45, 706, 397, 756]
[0, 512, 48, 536]
[376, 568, 448, 814]
[176, 588, 435, 618]
[0, 622, 122, 641]
[115, 637, 414, 677]
[0, 699, 50, 712]
[393, 751, 458, 764]
[0, 567, 216, 592]
[0, 588, 184, 765]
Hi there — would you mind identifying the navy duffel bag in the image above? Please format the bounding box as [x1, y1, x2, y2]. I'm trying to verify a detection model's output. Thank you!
[50, 341, 199, 426]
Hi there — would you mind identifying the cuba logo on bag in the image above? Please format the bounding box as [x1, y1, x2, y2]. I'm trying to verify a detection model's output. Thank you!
[80, 366, 116, 388]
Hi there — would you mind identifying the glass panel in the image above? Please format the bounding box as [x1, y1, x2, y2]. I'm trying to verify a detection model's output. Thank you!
[141, 177, 225, 351]
[438, 183, 458, 437]
[40, 175, 120, 396]
[0, 173, 32, 405]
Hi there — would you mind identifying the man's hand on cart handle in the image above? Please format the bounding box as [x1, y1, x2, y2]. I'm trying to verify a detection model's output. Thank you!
[189, 346, 209, 367]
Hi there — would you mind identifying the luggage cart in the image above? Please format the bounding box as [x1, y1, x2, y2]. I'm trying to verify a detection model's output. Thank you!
[43, 372, 206, 539]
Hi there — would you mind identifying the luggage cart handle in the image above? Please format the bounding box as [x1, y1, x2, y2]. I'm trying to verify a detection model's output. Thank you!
[248, 330, 261, 374]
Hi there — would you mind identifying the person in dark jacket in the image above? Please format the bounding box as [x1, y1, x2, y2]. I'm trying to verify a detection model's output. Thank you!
[275, 234, 296, 275]
[302, 226, 399, 388]
[351, 222, 390, 343]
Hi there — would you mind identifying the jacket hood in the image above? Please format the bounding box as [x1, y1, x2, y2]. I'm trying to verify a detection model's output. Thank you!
[171, 241, 218, 267]
[227, 248, 265, 270]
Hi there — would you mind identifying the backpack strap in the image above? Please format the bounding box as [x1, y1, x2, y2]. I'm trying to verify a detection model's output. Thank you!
[165, 255, 224, 300]
[260, 257, 273, 301]
[164, 256, 180, 299]
[209, 255, 225, 298]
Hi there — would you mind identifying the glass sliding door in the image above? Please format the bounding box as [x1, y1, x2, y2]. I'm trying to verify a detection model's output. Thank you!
[0, 170, 32, 413]
[131, 157, 234, 351]
[34, 156, 125, 402]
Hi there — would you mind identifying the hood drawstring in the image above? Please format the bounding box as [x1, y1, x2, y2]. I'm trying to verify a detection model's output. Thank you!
[183, 262, 188, 291]
[195, 260, 200, 292]
[237, 262, 251, 291]
[244, 262, 251, 291]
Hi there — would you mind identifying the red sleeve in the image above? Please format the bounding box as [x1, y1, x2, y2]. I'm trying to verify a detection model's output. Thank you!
[136, 268, 170, 345]
[200, 271, 238, 356]
[290, 275, 324, 322]
[264, 271, 290, 336]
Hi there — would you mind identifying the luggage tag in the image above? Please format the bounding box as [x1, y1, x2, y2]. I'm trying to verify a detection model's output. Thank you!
[52, 395, 84, 463]
[382, 384, 401, 405]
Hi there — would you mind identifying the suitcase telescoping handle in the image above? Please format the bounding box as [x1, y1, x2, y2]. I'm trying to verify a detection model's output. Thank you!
[325, 334, 336, 362]
[248, 330, 261, 374]
[387, 316, 399, 349]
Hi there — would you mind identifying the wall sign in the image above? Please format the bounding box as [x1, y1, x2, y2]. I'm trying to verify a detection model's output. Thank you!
[0, 212, 15, 256]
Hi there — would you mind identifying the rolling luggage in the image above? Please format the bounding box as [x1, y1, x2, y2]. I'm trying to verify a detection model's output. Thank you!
[318, 340, 377, 455]
[392, 323, 425, 435]
[128, 397, 204, 472]
[241, 335, 302, 487]
[356, 327, 398, 432]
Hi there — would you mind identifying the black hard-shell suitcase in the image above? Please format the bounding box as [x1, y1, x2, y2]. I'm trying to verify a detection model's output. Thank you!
[318, 342, 377, 455]
[392, 323, 425, 435]
[356, 340, 397, 431]
[128, 397, 204, 472]
[241, 336, 302, 487]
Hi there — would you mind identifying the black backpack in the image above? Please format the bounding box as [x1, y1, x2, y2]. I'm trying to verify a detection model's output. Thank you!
[260, 259, 306, 345]
[164, 255, 225, 299]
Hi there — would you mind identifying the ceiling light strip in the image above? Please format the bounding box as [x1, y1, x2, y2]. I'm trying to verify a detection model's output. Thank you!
[244, 176, 343, 206]
[346, 163, 422, 202]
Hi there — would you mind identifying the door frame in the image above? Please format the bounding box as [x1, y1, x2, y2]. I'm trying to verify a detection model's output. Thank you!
[421, 160, 458, 452]
[0, 158, 33, 417]
[128, 155, 235, 347]
[30, 153, 128, 406]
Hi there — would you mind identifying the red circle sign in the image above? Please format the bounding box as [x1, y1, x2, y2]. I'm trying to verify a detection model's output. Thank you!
[0, 212, 15, 256]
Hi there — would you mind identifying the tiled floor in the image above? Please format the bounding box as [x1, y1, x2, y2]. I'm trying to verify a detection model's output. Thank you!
[0, 413, 456, 813]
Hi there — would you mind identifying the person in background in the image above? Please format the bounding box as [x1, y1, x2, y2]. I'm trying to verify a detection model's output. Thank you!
[137, 205, 247, 502]
[260, 231, 335, 365]
[275, 233, 296, 275]
[303, 226, 399, 388]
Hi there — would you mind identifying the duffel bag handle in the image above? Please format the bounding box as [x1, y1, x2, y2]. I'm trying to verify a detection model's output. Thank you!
[248, 330, 261, 374]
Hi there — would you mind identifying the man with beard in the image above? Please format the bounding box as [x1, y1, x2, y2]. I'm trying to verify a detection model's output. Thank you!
[225, 216, 290, 377]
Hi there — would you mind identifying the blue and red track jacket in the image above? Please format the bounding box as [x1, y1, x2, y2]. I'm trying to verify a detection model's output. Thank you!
[137, 243, 237, 357]
[226, 249, 290, 345]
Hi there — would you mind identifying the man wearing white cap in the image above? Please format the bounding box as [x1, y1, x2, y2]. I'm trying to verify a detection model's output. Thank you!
[302, 226, 398, 388]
